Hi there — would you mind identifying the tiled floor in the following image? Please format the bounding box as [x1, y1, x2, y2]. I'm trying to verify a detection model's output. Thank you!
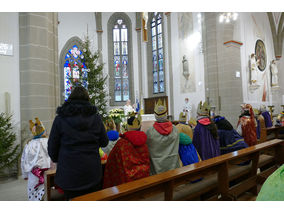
[0, 177, 28, 201]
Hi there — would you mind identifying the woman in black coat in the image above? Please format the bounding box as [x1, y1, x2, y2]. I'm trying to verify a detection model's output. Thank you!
[48, 86, 108, 199]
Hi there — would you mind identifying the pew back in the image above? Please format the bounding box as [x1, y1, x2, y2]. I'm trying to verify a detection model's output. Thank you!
[71, 139, 284, 201]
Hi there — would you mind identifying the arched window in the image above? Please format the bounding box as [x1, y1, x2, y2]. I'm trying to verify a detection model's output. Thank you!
[108, 13, 133, 106]
[148, 12, 165, 95]
[60, 37, 87, 102]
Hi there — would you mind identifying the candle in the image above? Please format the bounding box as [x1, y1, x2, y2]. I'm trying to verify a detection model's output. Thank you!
[282, 95, 284, 105]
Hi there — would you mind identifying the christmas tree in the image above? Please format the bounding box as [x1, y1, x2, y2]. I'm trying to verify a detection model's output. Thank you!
[0, 113, 20, 174]
[68, 36, 109, 121]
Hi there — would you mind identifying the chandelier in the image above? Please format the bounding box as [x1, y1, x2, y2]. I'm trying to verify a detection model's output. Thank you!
[219, 12, 238, 23]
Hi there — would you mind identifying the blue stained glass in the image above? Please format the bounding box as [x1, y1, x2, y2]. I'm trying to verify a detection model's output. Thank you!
[154, 83, 158, 93]
[160, 81, 164, 92]
[114, 56, 120, 77]
[158, 33, 163, 48]
[153, 71, 158, 83]
[159, 70, 164, 81]
[65, 54, 70, 59]
[64, 45, 86, 101]
[159, 59, 163, 70]
[152, 36, 156, 50]
[122, 56, 128, 78]
[151, 26, 156, 36]
[114, 42, 120, 55]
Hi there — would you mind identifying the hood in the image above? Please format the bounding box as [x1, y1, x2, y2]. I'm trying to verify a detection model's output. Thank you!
[56, 100, 97, 117]
[197, 117, 211, 126]
[122, 131, 147, 146]
[179, 132, 192, 145]
[107, 130, 119, 141]
[57, 100, 98, 131]
[153, 121, 173, 135]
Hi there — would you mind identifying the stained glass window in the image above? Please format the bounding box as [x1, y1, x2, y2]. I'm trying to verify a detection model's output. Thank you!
[113, 19, 129, 102]
[151, 13, 164, 93]
[64, 45, 87, 100]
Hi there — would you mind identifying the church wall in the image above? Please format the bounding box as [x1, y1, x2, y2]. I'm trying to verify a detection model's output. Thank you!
[58, 12, 97, 56]
[170, 12, 206, 120]
[0, 12, 21, 144]
[239, 13, 281, 113]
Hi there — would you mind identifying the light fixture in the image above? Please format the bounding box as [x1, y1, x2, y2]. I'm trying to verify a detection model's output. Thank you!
[219, 12, 238, 23]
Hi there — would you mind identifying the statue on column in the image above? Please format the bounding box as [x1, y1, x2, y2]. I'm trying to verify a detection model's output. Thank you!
[182, 55, 190, 89]
[270, 59, 279, 87]
[249, 53, 259, 85]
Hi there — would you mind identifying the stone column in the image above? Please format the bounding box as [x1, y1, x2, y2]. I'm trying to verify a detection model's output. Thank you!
[136, 12, 143, 110]
[203, 12, 243, 125]
[165, 12, 174, 117]
[19, 12, 59, 136]
[95, 12, 103, 64]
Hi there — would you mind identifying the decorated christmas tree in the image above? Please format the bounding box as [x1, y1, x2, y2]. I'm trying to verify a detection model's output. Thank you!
[68, 36, 109, 121]
[0, 113, 20, 174]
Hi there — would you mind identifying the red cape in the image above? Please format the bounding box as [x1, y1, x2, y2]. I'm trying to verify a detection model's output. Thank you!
[103, 131, 150, 188]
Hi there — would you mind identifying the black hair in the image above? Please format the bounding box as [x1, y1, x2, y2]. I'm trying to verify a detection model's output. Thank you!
[68, 86, 90, 102]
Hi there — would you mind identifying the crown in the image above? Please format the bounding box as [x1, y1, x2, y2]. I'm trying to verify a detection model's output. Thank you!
[29, 117, 46, 138]
[154, 99, 167, 117]
[197, 101, 210, 116]
[253, 108, 260, 115]
[127, 112, 142, 130]
[179, 112, 187, 123]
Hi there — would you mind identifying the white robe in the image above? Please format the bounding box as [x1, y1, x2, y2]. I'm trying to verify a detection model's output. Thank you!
[124, 104, 134, 116]
[21, 138, 51, 201]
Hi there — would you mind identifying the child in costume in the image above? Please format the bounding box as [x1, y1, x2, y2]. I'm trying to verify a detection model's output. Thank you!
[214, 115, 248, 155]
[146, 99, 180, 175]
[236, 104, 257, 146]
[103, 112, 150, 188]
[21, 118, 51, 201]
[102, 119, 120, 156]
[192, 101, 220, 160]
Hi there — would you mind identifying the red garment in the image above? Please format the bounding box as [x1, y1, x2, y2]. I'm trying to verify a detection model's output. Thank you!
[198, 118, 211, 125]
[238, 116, 257, 146]
[153, 121, 173, 135]
[103, 131, 150, 189]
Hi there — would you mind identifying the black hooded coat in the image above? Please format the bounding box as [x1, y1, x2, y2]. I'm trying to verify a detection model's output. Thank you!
[48, 100, 108, 191]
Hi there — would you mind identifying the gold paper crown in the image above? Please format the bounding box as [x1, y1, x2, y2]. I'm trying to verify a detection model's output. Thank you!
[197, 101, 210, 116]
[179, 112, 187, 122]
[29, 117, 46, 137]
[154, 99, 167, 117]
[253, 108, 260, 115]
[127, 112, 142, 130]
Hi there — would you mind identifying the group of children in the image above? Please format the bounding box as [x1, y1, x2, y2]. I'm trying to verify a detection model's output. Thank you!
[21, 98, 275, 201]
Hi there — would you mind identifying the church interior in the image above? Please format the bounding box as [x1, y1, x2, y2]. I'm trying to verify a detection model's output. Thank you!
[1, 8, 284, 204]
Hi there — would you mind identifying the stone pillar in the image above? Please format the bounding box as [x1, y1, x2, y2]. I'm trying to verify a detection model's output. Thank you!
[19, 12, 59, 135]
[136, 12, 143, 110]
[203, 12, 243, 125]
[165, 12, 174, 117]
[95, 12, 103, 64]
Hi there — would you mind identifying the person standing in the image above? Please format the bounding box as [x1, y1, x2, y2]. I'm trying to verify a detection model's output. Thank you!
[48, 86, 108, 200]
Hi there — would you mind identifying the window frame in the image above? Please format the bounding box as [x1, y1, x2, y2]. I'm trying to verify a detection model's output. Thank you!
[108, 12, 134, 106]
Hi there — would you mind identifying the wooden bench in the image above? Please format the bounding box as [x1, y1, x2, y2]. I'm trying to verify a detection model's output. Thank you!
[70, 139, 284, 201]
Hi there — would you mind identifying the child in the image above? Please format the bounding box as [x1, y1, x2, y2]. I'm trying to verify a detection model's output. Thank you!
[21, 118, 52, 201]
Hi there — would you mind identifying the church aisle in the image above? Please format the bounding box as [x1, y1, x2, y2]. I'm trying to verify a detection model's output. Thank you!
[0, 177, 27, 201]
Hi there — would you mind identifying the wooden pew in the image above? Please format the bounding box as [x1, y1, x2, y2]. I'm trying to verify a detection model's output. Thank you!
[259, 125, 284, 143]
[70, 139, 284, 201]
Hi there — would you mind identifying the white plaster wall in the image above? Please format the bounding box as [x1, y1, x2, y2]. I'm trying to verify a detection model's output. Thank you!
[0, 12, 21, 143]
[171, 12, 206, 120]
[101, 12, 138, 109]
[58, 12, 97, 54]
[239, 12, 276, 109]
